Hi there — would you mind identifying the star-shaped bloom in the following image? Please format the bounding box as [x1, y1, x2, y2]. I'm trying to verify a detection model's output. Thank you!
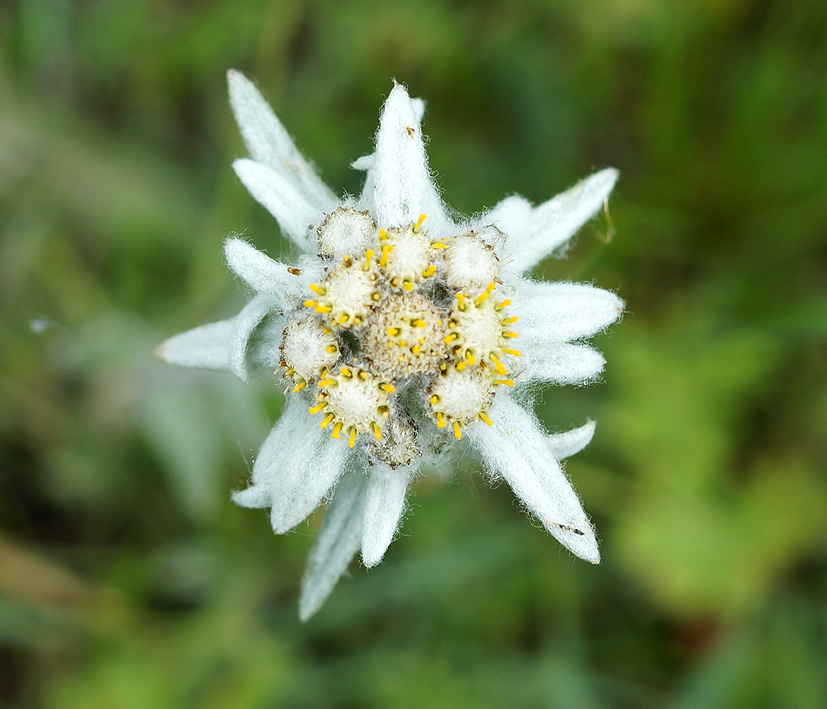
[159, 71, 623, 619]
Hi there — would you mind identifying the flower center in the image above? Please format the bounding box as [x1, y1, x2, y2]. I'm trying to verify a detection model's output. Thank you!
[280, 210, 522, 462]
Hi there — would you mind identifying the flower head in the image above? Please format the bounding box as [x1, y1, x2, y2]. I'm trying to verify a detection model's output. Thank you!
[158, 72, 623, 619]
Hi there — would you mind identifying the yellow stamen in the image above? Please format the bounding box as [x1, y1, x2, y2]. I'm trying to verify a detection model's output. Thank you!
[372, 423, 382, 441]
[474, 282, 496, 305]
[411, 346, 420, 354]
[453, 422, 462, 440]
[494, 379, 514, 387]
[414, 213, 427, 231]
[380, 383, 396, 393]
[502, 348, 521, 357]
[495, 299, 511, 310]
[411, 319, 426, 328]
[309, 283, 325, 295]
[455, 292, 466, 309]
[343, 255, 353, 267]
[444, 333, 457, 344]
[502, 316, 519, 324]
[332, 422, 342, 439]
[430, 395, 439, 405]
[293, 381, 306, 393]
[436, 412, 446, 428]
[326, 345, 338, 354]
[403, 280, 413, 291]
[398, 340, 407, 347]
[387, 327, 399, 336]
[309, 402, 327, 414]
[422, 264, 437, 278]
[340, 367, 352, 377]
[479, 412, 493, 426]
[456, 361, 466, 371]
[353, 316, 362, 325]
[317, 379, 335, 387]
[339, 314, 349, 324]
[348, 428, 357, 448]
[363, 249, 374, 269]
[503, 331, 519, 339]
[359, 370, 369, 380]
[315, 305, 332, 313]
[466, 352, 476, 365]
[489, 354, 507, 375]
[304, 299, 317, 308]
[379, 228, 387, 239]
[379, 244, 393, 267]
[372, 292, 381, 301]
[431, 241, 447, 250]
[320, 413, 334, 429]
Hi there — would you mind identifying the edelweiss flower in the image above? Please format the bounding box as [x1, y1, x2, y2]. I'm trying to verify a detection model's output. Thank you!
[158, 71, 623, 619]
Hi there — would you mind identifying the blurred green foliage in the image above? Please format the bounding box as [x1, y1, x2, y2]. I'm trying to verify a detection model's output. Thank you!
[1, 0, 826, 706]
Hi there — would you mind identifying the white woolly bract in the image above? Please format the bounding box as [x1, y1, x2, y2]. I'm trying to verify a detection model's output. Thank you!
[361, 463, 415, 568]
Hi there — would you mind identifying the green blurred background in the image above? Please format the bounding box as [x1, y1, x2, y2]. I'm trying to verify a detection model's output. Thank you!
[2, 0, 826, 706]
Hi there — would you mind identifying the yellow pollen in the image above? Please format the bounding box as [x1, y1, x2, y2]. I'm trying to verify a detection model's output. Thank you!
[455, 292, 466, 309]
[372, 423, 382, 441]
[414, 213, 427, 231]
[320, 413, 334, 429]
[456, 361, 466, 371]
[440, 364, 447, 371]
[502, 316, 519, 324]
[315, 305, 332, 314]
[326, 345, 337, 354]
[341, 367, 352, 377]
[286, 367, 295, 375]
[466, 352, 477, 365]
[303, 299, 317, 308]
[343, 255, 353, 267]
[380, 244, 393, 267]
[403, 280, 413, 291]
[495, 300, 511, 310]
[380, 407, 390, 418]
[422, 264, 437, 278]
[332, 422, 342, 439]
[444, 333, 457, 344]
[418, 337, 425, 345]
[495, 378, 515, 386]
[474, 282, 496, 305]
[430, 395, 439, 405]
[388, 327, 399, 336]
[339, 314, 349, 324]
[503, 331, 519, 339]
[317, 379, 335, 387]
[309, 283, 325, 295]
[364, 249, 374, 269]
[293, 381, 306, 393]
[353, 316, 362, 325]
[431, 241, 447, 250]
[489, 354, 507, 375]
[379, 228, 387, 239]
[411, 346, 420, 354]
[309, 402, 327, 414]
[453, 422, 462, 440]
[436, 412, 446, 428]
[411, 319, 425, 328]
[502, 348, 521, 357]
[380, 383, 396, 393]
[398, 340, 407, 347]
[358, 370, 369, 380]
[348, 428, 357, 448]
[479, 412, 494, 426]
[371, 293, 381, 301]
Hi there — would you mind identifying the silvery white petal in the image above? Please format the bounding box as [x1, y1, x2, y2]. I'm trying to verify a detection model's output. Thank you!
[362, 84, 453, 236]
[156, 319, 235, 371]
[227, 70, 337, 212]
[517, 342, 605, 386]
[547, 420, 596, 461]
[506, 168, 618, 274]
[467, 395, 599, 563]
[361, 462, 415, 568]
[268, 430, 351, 534]
[471, 194, 534, 253]
[224, 238, 305, 303]
[230, 293, 281, 381]
[299, 469, 368, 622]
[513, 280, 624, 343]
[233, 158, 320, 252]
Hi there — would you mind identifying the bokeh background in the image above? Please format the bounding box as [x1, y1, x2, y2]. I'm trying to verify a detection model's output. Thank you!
[2, 0, 826, 706]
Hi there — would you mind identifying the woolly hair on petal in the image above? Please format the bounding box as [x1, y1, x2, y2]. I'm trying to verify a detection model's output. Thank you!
[366, 84, 453, 236]
[471, 194, 534, 247]
[467, 395, 599, 563]
[224, 238, 305, 302]
[512, 281, 624, 344]
[361, 463, 415, 567]
[229, 294, 282, 381]
[516, 342, 606, 386]
[227, 70, 337, 212]
[156, 319, 235, 370]
[547, 420, 596, 461]
[233, 158, 320, 252]
[508, 168, 619, 274]
[299, 470, 367, 622]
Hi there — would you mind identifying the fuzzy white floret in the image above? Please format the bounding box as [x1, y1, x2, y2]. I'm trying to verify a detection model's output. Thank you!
[317, 208, 376, 259]
[451, 301, 503, 358]
[382, 227, 432, 287]
[299, 470, 367, 621]
[323, 371, 388, 432]
[466, 394, 599, 562]
[361, 462, 414, 567]
[281, 316, 338, 381]
[441, 233, 500, 290]
[320, 263, 377, 323]
[431, 368, 493, 423]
